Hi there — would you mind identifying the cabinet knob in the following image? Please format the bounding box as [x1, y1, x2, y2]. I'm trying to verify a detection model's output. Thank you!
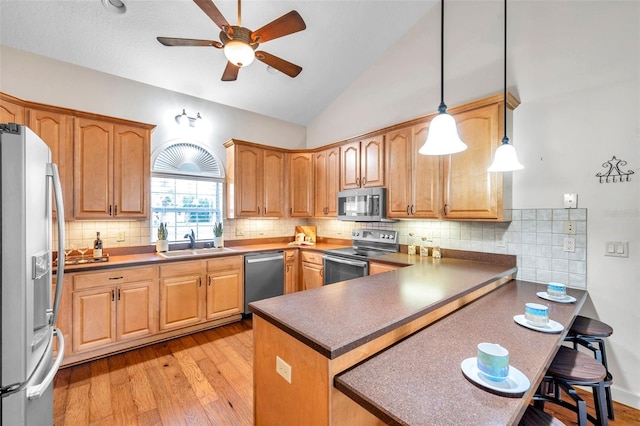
[109, 205, 112, 216]
[356, 177, 360, 186]
[362, 177, 366, 186]
[443, 204, 449, 216]
[114, 205, 118, 216]
[111, 289, 115, 301]
[257, 207, 260, 214]
[117, 289, 121, 301]
[406, 205, 410, 215]
[411, 205, 415, 215]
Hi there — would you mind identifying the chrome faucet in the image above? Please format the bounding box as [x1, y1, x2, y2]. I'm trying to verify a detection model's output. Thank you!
[184, 229, 195, 249]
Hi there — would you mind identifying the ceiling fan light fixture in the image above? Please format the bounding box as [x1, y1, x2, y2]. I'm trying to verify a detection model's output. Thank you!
[224, 40, 255, 67]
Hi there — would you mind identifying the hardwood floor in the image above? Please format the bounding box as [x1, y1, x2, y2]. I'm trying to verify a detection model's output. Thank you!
[54, 319, 639, 425]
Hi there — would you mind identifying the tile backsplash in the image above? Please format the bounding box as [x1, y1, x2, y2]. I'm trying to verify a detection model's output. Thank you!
[56, 208, 587, 289]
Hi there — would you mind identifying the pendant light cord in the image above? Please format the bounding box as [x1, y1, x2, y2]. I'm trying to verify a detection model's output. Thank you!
[438, 0, 446, 114]
[502, 0, 508, 144]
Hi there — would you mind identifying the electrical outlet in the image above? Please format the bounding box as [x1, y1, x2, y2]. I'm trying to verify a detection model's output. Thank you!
[116, 231, 125, 242]
[564, 221, 576, 235]
[563, 237, 576, 252]
[235, 228, 244, 236]
[276, 356, 292, 384]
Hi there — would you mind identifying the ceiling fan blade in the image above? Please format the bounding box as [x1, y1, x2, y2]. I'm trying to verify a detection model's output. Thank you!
[251, 11, 306, 43]
[255, 51, 302, 78]
[157, 37, 223, 48]
[221, 62, 240, 81]
[193, 0, 230, 30]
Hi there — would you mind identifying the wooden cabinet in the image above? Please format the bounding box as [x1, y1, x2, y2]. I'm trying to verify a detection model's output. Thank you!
[442, 103, 508, 220]
[225, 140, 285, 218]
[288, 152, 313, 217]
[386, 94, 516, 221]
[205, 256, 244, 320]
[28, 108, 74, 220]
[386, 122, 440, 219]
[160, 256, 244, 330]
[159, 260, 204, 330]
[301, 251, 323, 290]
[0, 94, 25, 124]
[369, 261, 402, 275]
[71, 266, 155, 353]
[313, 146, 340, 217]
[284, 250, 299, 294]
[73, 118, 150, 220]
[341, 137, 385, 190]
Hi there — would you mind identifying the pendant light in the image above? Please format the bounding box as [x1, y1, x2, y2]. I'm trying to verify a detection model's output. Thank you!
[488, 0, 524, 171]
[419, 0, 467, 156]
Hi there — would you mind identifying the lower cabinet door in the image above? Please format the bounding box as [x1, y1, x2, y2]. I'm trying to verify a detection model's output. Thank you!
[160, 274, 202, 330]
[302, 262, 323, 290]
[72, 287, 116, 353]
[206, 269, 243, 320]
[117, 280, 154, 341]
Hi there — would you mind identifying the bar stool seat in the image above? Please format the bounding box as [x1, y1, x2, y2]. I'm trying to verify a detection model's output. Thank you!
[534, 346, 608, 426]
[519, 405, 565, 426]
[566, 315, 614, 420]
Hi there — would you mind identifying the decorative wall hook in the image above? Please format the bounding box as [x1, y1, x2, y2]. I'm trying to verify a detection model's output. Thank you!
[596, 156, 634, 183]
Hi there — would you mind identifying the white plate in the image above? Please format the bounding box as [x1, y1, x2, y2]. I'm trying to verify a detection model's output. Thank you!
[460, 357, 530, 396]
[513, 314, 564, 333]
[537, 291, 576, 303]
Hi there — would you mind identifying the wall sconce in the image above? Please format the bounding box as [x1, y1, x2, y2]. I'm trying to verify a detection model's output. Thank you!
[175, 109, 202, 127]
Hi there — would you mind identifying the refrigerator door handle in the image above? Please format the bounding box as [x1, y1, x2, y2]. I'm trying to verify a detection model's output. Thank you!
[47, 163, 65, 326]
[26, 328, 65, 400]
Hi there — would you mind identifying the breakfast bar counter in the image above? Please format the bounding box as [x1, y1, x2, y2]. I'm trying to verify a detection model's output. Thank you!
[334, 280, 587, 425]
[249, 256, 522, 425]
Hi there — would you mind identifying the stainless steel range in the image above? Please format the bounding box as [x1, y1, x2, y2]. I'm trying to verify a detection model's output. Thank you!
[323, 229, 399, 285]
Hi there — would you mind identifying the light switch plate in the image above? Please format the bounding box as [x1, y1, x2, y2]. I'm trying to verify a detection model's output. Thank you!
[605, 241, 629, 257]
[564, 193, 578, 209]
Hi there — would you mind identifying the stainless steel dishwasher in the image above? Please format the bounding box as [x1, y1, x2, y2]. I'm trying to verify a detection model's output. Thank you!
[244, 251, 284, 314]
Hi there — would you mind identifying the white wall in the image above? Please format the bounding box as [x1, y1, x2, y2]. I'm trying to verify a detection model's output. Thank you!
[0, 45, 307, 164]
[307, 1, 640, 408]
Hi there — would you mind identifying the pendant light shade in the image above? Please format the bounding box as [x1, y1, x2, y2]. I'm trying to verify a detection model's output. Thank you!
[488, 136, 523, 171]
[488, 0, 523, 172]
[419, 111, 467, 155]
[419, 0, 467, 156]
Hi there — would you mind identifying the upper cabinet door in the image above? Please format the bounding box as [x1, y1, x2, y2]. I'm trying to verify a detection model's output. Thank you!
[235, 144, 263, 217]
[360, 136, 384, 188]
[313, 147, 340, 217]
[340, 141, 360, 190]
[289, 152, 313, 217]
[262, 149, 285, 217]
[74, 118, 114, 219]
[28, 108, 74, 220]
[385, 127, 413, 218]
[443, 103, 501, 219]
[113, 124, 149, 218]
[0, 97, 25, 124]
[411, 123, 440, 218]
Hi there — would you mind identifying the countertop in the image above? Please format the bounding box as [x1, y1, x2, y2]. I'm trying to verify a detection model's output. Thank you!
[56, 242, 347, 273]
[334, 280, 587, 425]
[249, 257, 517, 359]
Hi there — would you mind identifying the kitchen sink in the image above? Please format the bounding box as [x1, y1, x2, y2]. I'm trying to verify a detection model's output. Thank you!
[157, 247, 236, 258]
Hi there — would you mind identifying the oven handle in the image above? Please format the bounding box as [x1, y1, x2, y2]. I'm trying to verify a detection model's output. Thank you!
[323, 255, 368, 268]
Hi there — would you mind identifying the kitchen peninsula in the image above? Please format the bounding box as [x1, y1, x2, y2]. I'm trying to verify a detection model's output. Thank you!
[249, 256, 587, 425]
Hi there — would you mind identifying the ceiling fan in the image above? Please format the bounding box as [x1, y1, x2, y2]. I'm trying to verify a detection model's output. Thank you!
[157, 0, 306, 81]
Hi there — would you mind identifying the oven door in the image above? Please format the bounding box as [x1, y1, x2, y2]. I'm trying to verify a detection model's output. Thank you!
[323, 255, 369, 285]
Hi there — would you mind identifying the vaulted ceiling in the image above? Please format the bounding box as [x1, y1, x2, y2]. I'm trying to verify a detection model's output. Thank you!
[0, 0, 435, 125]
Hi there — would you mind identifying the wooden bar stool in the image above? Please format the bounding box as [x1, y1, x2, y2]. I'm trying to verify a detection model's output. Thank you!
[519, 405, 565, 426]
[534, 346, 608, 426]
[566, 315, 614, 420]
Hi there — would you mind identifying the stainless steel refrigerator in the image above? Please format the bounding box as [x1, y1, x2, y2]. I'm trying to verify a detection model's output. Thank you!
[0, 123, 66, 425]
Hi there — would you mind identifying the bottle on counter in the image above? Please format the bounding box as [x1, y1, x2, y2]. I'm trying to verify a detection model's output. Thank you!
[93, 232, 103, 259]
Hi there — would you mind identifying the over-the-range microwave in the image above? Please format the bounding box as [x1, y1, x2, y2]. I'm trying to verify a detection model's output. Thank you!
[337, 187, 393, 222]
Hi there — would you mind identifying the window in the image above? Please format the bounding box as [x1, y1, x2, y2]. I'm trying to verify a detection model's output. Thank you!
[150, 141, 224, 243]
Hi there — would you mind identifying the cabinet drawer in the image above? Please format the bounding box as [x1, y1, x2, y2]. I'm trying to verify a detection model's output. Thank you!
[159, 260, 204, 278]
[301, 251, 323, 265]
[285, 250, 297, 261]
[73, 266, 154, 290]
[206, 255, 243, 272]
